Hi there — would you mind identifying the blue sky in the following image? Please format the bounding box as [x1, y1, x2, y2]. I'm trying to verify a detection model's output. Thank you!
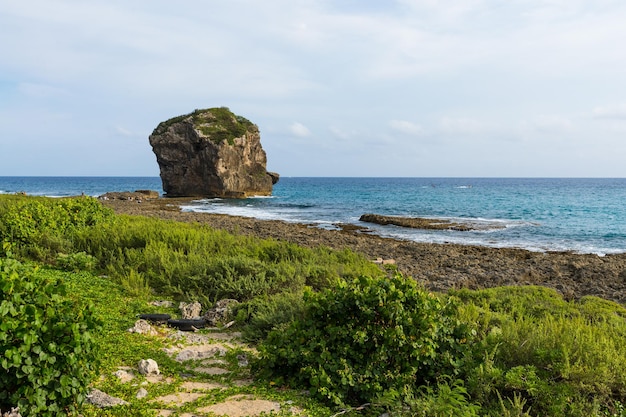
[1, 0, 626, 177]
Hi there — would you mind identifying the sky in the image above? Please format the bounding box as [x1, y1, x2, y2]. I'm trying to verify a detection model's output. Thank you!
[1, 0, 626, 177]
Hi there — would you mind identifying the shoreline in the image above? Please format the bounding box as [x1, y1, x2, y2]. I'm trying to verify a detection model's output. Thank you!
[101, 197, 626, 305]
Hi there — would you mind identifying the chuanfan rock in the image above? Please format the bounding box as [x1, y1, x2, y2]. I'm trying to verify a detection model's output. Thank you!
[149, 107, 279, 198]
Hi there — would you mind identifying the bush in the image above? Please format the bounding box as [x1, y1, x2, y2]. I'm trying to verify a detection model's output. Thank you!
[0, 195, 114, 261]
[254, 274, 473, 407]
[0, 258, 101, 416]
[236, 291, 307, 342]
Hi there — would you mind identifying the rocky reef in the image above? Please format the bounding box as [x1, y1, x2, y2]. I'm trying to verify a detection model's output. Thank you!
[149, 107, 279, 198]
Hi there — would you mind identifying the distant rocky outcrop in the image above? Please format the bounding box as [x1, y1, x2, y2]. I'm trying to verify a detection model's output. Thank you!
[149, 107, 279, 198]
[359, 213, 506, 231]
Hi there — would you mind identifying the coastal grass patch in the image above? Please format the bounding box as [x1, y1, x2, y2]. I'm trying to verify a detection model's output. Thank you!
[5, 195, 626, 416]
[454, 286, 626, 417]
[0, 194, 382, 305]
[72, 214, 383, 304]
[0, 194, 114, 262]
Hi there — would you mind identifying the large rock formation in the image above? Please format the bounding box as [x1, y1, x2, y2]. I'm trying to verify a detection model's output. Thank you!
[149, 107, 279, 198]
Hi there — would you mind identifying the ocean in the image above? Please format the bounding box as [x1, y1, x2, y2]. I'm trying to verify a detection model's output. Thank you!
[1, 176, 625, 256]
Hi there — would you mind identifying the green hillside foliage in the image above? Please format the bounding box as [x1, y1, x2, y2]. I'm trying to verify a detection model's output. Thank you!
[2, 194, 626, 416]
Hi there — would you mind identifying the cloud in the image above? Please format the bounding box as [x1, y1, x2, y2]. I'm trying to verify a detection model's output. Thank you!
[329, 126, 358, 140]
[593, 104, 626, 119]
[438, 117, 493, 135]
[3, 1, 626, 176]
[389, 119, 424, 136]
[289, 122, 312, 138]
[530, 115, 574, 133]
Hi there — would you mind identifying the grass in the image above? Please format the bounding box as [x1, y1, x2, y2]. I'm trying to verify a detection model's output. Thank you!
[3, 194, 626, 416]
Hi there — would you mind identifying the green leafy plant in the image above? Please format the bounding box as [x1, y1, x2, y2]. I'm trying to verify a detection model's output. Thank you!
[255, 273, 473, 407]
[0, 259, 101, 416]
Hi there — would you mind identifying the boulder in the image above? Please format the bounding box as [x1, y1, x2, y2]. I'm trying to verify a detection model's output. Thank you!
[203, 299, 239, 326]
[149, 107, 278, 198]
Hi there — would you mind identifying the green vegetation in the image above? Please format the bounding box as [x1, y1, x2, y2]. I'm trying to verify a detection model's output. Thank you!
[152, 107, 255, 145]
[0, 257, 100, 416]
[255, 274, 472, 407]
[2, 194, 626, 416]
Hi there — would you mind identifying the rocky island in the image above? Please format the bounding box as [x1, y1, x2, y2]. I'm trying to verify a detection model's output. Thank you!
[149, 107, 279, 198]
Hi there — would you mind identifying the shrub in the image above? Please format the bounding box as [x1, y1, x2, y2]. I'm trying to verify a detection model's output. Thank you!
[236, 291, 307, 342]
[254, 274, 473, 407]
[0, 258, 101, 416]
[0, 195, 114, 261]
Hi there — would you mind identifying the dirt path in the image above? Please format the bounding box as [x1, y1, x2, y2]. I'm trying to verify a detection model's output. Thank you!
[99, 320, 303, 417]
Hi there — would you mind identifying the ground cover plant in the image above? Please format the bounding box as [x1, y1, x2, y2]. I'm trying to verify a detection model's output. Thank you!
[2, 194, 626, 416]
[0, 257, 100, 416]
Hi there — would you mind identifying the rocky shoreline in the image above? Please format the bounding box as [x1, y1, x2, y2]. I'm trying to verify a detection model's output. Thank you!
[101, 197, 626, 305]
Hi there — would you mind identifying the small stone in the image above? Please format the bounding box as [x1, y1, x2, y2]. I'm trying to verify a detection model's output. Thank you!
[128, 319, 157, 335]
[113, 369, 134, 383]
[150, 300, 174, 308]
[1, 407, 21, 417]
[86, 389, 129, 408]
[136, 388, 149, 399]
[138, 359, 160, 376]
[237, 354, 249, 367]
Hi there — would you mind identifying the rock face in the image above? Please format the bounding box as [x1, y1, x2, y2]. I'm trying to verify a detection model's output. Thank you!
[149, 107, 279, 198]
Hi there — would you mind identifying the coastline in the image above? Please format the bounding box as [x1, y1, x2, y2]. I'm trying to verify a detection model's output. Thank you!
[101, 197, 626, 305]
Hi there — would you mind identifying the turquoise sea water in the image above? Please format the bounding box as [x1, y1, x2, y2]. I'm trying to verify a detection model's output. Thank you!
[1, 176, 625, 255]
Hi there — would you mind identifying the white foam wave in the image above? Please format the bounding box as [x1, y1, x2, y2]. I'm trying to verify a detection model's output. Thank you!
[179, 203, 624, 256]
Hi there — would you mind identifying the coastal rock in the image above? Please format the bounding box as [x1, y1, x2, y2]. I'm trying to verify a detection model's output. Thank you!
[359, 213, 504, 231]
[99, 190, 159, 201]
[149, 107, 278, 198]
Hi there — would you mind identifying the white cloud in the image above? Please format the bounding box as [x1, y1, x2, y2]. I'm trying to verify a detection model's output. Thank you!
[329, 126, 358, 140]
[389, 120, 424, 136]
[439, 117, 493, 135]
[593, 104, 626, 119]
[530, 115, 574, 133]
[289, 122, 312, 138]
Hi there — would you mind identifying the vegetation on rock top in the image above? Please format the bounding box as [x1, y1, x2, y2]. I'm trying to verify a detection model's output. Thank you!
[152, 107, 255, 145]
